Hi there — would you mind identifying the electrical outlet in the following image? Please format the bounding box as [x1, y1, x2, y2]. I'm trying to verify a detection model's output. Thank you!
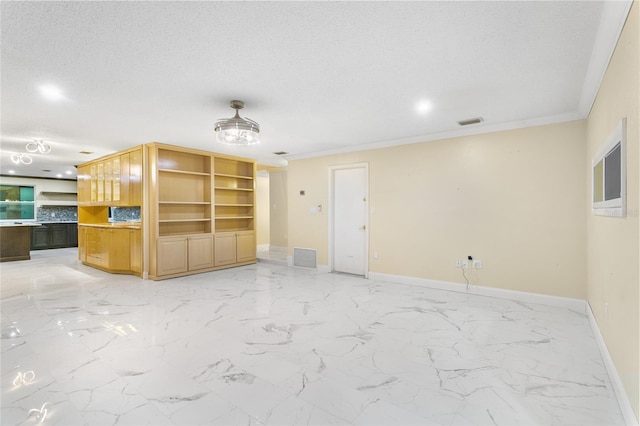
[473, 259, 482, 269]
[462, 260, 469, 269]
[455, 259, 462, 268]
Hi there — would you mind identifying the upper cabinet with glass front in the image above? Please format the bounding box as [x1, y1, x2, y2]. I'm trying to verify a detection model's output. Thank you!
[0, 185, 35, 220]
[77, 146, 142, 207]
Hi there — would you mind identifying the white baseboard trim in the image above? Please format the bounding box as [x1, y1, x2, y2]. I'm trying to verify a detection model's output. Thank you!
[586, 303, 639, 426]
[286, 255, 330, 273]
[367, 272, 586, 311]
[257, 244, 270, 252]
[269, 245, 288, 253]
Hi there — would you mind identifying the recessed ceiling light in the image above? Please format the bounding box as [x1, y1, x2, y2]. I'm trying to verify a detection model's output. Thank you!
[457, 117, 484, 126]
[79, 151, 94, 155]
[416, 100, 432, 115]
[39, 84, 65, 101]
[65, 170, 73, 175]
[56, 174, 63, 178]
[8, 170, 15, 174]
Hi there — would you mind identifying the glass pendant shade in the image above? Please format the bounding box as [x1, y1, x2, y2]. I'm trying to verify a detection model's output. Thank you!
[214, 100, 260, 146]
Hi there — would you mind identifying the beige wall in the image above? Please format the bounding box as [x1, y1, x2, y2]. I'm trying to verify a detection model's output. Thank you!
[269, 170, 288, 249]
[0, 176, 77, 194]
[586, 1, 639, 419]
[288, 120, 587, 299]
[256, 173, 270, 246]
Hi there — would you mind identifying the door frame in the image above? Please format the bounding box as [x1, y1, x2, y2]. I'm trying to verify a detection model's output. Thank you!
[328, 163, 369, 278]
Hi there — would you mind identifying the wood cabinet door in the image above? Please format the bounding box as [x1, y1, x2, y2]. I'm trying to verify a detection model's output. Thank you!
[214, 233, 236, 266]
[128, 148, 143, 206]
[31, 225, 50, 249]
[49, 224, 67, 248]
[77, 165, 91, 204]
[236, 231, 256, 263]
[157, 237, 188, 276]
[85, 228, 107, 267]
[129, 230, 142, 274]
[67, 224, 78, 247]
[77, 227, 86, 261]
[108, 229, 131, 271]
[188, 234, 214, 270]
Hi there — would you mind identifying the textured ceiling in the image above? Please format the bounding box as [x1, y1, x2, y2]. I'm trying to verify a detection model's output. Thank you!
[0, 1, 632, 178]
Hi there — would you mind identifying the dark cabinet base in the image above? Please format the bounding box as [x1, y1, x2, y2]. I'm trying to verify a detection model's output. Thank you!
[30, 223, 78, 250]
[1, 226, 32, 262]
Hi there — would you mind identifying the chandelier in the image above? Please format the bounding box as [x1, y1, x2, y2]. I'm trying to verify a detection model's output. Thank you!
[214, 100, 260, 146]
[26, 139, 52, 154]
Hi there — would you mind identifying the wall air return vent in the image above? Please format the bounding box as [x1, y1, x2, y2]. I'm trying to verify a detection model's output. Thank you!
[293, 247, 317, 269]
[457, 117, 484, 126]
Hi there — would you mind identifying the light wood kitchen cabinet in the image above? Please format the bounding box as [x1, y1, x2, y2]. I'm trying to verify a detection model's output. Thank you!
[156, 234, 214, 277]
[79, 142, 256, 280]
[188, 234, 214, 270]
[78, 147, 142, 207]
[214, 233, 237, 266]
[80, 225, 140, 274]
[156, 236, 188, 276]
[215, 231, 256, 266]
[236, 230, 256, 263]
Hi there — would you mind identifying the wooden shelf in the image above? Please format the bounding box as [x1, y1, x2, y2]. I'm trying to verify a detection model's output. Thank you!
[214, 173, 253, 180]
[215, 227, 253, 233]
[215, 203, 253, 207]
[159, 219, 211, 223]
[158, 169, 210, 176]
[159, 201, 210, 205]
[214, 187, 253, 191]
[215, 216, 254, 219]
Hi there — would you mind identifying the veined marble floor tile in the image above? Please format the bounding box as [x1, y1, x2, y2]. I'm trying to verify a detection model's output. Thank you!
[0, 248, 626, 425]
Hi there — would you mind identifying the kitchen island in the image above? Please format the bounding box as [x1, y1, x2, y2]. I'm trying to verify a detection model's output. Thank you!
[0, 222, 41, 262]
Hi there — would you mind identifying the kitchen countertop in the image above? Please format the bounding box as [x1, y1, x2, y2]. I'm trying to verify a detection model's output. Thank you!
[0, 222, 42, 227]
[36, 221, 79, 224]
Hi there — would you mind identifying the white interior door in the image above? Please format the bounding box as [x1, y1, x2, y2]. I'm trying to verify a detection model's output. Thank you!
[333, 166, 368, 276]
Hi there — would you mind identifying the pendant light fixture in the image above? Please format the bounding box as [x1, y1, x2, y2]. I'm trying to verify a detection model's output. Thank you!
[11, 153, 33, 165]
[214, 100, 260, 146]
[26, 139, 52, 154]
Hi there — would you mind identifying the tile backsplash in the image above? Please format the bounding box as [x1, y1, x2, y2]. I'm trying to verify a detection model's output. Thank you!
[36, 206, 141, 222]
[110, 206, 141, 222]
[37, 206, 78, 222]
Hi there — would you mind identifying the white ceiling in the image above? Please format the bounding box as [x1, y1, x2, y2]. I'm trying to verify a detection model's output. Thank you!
[0, 1, 632, 179]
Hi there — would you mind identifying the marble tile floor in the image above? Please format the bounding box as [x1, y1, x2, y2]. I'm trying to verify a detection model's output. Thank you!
[0, 248, 625, 425]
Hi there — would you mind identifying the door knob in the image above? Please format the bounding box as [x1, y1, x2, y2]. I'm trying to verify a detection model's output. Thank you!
[360, 225, 366, 231]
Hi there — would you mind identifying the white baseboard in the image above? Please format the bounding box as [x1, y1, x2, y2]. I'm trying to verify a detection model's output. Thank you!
[586, 303, 639, 426]
[367, 272, 586, 311]
[269, 245, 288, 253]
[286, 255, 330, 273]
[257, 244, 270, 252]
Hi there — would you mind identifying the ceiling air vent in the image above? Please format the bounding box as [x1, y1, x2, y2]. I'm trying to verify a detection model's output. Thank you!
[457, 117, 484, 126]
[79, 151, 94, 155]
[273, 151, 288, 155]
